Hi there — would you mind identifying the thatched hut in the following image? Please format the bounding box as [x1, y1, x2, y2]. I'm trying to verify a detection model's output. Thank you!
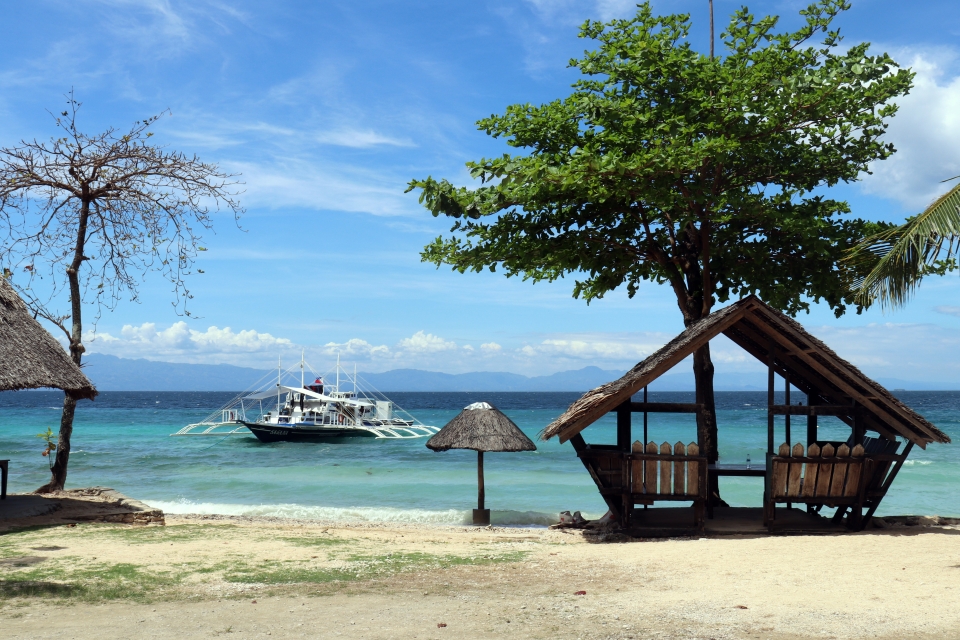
[0, 276, 96, 398]
[541, 295, 949, 534]
[427, 402, 536, 525]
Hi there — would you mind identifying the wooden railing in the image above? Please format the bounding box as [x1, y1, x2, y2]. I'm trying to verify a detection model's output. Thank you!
[576, 441, 708, 529]
[631, 440, 704, 498]
[763, 442, 901, 530]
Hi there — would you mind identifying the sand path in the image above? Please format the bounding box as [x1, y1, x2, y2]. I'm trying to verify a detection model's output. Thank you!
[1, 515, 958, 639]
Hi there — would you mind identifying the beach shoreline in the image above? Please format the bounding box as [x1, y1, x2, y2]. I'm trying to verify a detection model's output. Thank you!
[0, 512, 957, 639]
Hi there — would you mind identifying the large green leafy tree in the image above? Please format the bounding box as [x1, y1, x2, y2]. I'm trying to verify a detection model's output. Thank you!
[409, 0, 910, 501]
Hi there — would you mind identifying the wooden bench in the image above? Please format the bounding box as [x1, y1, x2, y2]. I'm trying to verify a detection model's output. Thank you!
[764, 443, 869, 530]
[630, 441, 708, 528]
[574, 442, 707, 530]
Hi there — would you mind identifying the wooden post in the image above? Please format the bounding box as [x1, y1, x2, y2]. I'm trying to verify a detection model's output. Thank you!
[643, 386, 648, 445]
[617, 400, 632, 452]
[616, 401, 632, 529]
[806, 392, 818, 514]
[807, 392, 818, 446]
[784, 373, 791, 447]
[767, 345, 775, 455]
[478, 450, 484, 510]
[852, 401, 864, 446]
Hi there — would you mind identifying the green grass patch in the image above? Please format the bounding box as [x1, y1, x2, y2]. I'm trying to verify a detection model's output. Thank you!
[222, 550, 527, 586]
[0, 558, 183, 603]
[276, 534, 351, 548]
[82, 523, 237, 544]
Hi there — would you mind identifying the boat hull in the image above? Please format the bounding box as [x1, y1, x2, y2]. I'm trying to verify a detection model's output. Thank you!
[242, 422, 379, 443]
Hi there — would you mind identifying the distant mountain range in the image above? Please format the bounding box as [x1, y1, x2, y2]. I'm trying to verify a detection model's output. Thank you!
[77, 353, 958, 392]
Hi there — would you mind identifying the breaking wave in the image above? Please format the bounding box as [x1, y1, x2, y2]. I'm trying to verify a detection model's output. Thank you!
[144, 499, 566, 526]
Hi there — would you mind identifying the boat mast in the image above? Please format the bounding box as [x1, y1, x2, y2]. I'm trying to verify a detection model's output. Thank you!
[354, 362, 357, 394]
[301, 349, 304, 389]
[336, 351, 340, 394]
[277, 355, 281, 415]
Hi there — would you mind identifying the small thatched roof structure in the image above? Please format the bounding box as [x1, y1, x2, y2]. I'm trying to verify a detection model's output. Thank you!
[0, 277, 97, 399]
[541, 295, 948, 448]
[427, 402, 536, 452]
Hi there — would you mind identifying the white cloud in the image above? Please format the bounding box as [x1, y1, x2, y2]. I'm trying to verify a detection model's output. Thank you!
[519, 333, 669, 361]
[315, 128, 415, 149]
[935, 305, 960, 317]
[862, 50, 960, 210]
[226, 158, 416, 216]
[320, 338, 391, 359]
[594, 0, 639, 21]
[90, 321, 292, 363]
[523, 0, 637, 22]
[809, 322, 960, 383]
[84, 319, 960, 385]
[396, 331, 457, 354]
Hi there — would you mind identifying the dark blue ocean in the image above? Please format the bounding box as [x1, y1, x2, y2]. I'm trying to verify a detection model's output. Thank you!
[0, 391, 956, 524]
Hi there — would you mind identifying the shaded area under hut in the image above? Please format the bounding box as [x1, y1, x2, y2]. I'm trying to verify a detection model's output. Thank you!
[541, 295, 950, 536]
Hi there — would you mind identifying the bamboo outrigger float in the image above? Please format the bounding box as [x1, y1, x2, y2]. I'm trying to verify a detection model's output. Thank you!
[541, 295, 951, 535]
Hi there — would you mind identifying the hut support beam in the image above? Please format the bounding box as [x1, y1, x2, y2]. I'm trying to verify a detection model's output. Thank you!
[767, 345, 775, 455]
[807, 394, 818, 444]
[570, 433, 622, 521]
[616, 401, 632, 451]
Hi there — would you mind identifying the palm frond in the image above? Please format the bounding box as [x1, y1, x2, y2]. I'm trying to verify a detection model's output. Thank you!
[847, 181, 960, 310]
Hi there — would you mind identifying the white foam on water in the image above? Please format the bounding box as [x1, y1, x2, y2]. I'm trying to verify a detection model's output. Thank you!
[144, 499, 565, 526]
[903, 460, 934, 466]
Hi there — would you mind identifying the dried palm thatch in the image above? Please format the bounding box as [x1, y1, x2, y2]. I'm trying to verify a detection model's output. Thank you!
[427, 402, 536, 452]
[541, 295, 948, 447]
[0, 277, 96, 398]
[428, 402, 535, 525]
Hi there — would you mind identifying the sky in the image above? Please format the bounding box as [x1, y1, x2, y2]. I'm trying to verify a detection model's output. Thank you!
[2, 0, 960, 382]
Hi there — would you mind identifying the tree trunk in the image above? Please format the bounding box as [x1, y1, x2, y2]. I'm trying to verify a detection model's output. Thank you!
[37, 392, 78, 493]
[36, 197, 89, 494]
[693, 343, 725, 507]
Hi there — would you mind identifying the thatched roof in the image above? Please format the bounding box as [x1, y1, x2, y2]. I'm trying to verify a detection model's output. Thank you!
[541, 295, 949, 448]
[427, 402, 537, 452]
[0, 277, 97, 398]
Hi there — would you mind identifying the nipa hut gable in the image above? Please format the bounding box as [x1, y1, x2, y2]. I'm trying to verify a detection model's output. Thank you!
[0, 277, 96, 398]
[541, 296, 948, 447]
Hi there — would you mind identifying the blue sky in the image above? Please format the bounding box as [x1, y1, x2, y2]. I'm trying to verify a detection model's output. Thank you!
[2, 0, 960, 382]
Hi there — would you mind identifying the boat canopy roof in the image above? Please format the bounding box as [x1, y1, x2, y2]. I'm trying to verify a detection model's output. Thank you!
[241, 385, 373, 406]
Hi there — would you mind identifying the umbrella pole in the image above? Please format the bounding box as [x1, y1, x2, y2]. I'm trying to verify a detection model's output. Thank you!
[478, 450, 484, 510]
[473, 450, 490, 526]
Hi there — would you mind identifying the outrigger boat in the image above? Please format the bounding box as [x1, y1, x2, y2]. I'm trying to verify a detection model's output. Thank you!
[172, 354, 439, 442]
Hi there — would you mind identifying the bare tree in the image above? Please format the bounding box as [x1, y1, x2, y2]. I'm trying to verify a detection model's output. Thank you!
[0, 93, 243, 492]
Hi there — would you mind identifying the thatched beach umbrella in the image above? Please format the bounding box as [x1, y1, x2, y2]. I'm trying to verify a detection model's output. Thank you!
[0, 276, 96, 398]
[426, 402, 536, 525]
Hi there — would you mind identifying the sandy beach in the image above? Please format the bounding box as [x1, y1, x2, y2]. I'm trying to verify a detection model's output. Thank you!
[0, 514, 957, 639]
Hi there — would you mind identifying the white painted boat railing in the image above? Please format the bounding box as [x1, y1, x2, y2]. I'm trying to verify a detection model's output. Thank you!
[171, 422, 441, 439]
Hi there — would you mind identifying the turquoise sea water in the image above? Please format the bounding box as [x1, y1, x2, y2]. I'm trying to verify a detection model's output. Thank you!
[0, 390, 956, 524]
